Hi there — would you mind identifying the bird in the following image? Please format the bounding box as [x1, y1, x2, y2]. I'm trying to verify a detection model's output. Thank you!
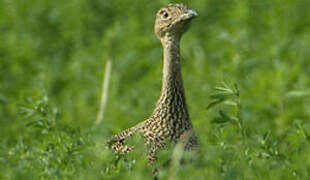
[107, 3, 199, 164]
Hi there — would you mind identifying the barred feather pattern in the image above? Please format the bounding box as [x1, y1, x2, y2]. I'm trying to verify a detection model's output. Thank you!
[106, 3, 199, 164]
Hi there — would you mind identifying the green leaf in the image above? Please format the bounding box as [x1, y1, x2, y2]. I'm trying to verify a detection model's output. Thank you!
[206, 98, 225, 110]
[285, 90, 310, 98]
[211, 117, 230, 124]
[214, 87, 233, 93]
[211, 111, 232, 124]
[223, 100, 238, 107]
[210, 91, 234, 99]
[219, 110, 231, 121]
[263, 131, 270, 141]
[25, 120, 40, 127]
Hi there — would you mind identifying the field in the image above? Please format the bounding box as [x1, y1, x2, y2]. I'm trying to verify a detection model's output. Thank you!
[1, 0, 310, 179]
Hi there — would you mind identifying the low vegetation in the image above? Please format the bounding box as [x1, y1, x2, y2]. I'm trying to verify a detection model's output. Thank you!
[1, 0, 309, 179]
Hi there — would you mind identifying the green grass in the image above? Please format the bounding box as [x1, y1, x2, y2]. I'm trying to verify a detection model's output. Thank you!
[1, 0, 310, 179]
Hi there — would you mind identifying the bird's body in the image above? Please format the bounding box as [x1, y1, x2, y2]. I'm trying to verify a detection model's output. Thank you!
[107, 4, 198, 163]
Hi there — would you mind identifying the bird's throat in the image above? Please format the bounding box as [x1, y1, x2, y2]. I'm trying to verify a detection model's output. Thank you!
[160, 35, 185, 102]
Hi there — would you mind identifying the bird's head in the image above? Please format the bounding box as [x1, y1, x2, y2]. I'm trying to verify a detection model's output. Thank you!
[154, 4, 198, 39]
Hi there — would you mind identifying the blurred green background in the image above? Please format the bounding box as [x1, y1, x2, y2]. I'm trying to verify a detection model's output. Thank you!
[1, 0, 310, 179]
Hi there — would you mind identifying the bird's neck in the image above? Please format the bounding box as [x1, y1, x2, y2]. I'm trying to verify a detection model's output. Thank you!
[157, 34, 187, 107]
[161, 35, 182, 92]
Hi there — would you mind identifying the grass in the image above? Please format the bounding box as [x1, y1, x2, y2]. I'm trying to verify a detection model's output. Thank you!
[1, 0, 310, 179]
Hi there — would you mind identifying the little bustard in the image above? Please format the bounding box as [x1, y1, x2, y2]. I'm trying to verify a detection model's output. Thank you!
[107, 4, 199, 164]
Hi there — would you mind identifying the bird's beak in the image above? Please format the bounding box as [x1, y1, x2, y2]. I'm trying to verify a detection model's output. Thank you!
[181, 9, 198, 21]
[187, 9, 198, 19]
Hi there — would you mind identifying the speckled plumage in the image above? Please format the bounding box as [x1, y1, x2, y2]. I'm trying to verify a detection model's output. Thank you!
[107, 4, 199, 163]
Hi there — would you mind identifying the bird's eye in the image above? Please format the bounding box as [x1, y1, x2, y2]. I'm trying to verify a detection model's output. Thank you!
[160, 10, 169, 19]
[163, 12, 169, 18]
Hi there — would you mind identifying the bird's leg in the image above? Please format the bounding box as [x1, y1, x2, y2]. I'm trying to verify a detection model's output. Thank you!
[147, 145, 160, 179]
[181, 130, 199, 151]
[147, 145, 158, 164]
